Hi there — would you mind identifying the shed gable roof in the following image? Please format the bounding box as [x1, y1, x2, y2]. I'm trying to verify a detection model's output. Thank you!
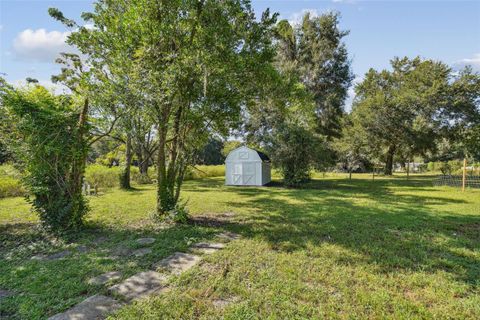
[225, 146, 270, 162]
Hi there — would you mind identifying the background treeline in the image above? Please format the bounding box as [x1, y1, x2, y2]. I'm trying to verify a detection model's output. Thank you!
[0, 1, 479, 232]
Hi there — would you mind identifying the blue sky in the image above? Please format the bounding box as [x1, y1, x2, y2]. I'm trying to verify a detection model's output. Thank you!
[1, 0, 479, 109]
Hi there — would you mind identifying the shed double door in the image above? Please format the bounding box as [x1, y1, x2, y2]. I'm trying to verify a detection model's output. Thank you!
[232, 162, 256, 185]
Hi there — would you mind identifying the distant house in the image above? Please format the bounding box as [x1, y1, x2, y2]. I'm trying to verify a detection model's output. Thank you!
[225, 146, 271, 186]
[394, 162, 424, 172]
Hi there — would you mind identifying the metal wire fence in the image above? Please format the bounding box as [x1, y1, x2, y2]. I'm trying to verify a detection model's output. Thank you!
[433, 175, 480, 189]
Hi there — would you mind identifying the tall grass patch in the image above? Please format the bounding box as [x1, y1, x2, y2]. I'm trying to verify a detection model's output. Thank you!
[0, 164, 26, 198]
[84, 165, 122, 190]
[184, 165, 225, 180]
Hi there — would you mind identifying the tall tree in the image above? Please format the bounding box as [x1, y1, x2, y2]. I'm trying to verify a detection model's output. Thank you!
[57, 0, 277, 217]
[333, 116, 371, 178]
[196, 138, 224, 165]
[351, 57, 480, 175]
[276, 12, 353, 138]
[244, 12, 351, 185]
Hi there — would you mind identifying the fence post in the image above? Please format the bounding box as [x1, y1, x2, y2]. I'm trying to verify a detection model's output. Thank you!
[462, 158, 467, 192]
[407, 159, 410, 180]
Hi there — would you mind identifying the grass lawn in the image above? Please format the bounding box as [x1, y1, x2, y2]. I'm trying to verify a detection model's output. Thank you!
[0, 174, 479, 319]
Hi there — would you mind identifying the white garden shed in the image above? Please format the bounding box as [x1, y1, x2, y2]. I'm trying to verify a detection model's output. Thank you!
[225, 146, 271, 186]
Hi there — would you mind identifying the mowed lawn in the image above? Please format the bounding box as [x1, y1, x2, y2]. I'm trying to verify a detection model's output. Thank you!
[1, 174, 479, 319]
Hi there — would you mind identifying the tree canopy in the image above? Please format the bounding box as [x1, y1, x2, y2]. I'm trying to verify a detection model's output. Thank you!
[350, 57, 480, 175]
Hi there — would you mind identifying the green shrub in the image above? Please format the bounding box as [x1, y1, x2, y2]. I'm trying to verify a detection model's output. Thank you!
[132, 167, 155, 184]
[84, 165, 122, 190]
[0, 164, 26, 198]
[0, 176, 26, 198]
[184, 165, 225, 180]
[2, 85, 89, 231]
[0, 164, 23, 179]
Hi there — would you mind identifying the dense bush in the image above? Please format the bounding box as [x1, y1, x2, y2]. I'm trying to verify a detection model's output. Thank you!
[84, 165, 122, 190]
[1, 85, 88, 231]
[0, 176, 25, 198]
[85, 165, 158, 190]
[427, 160, 480, 175]
[268, 123, 330, 187]
[0, 164, 22, 179]
[0, 164, 25, 198]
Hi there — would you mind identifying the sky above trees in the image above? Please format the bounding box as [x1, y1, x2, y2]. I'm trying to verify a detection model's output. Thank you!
[0, 0, 479, 110]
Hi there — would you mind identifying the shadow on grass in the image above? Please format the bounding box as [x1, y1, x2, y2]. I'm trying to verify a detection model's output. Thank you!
[1, 175, 478, 318]
[185, 176, 479, 287]
[0, 217, 237, 318]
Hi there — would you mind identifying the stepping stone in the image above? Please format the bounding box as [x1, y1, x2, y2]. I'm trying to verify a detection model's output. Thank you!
[132, 248, 152, 257]
[109, 271, 168, 301]
[48, 250, 72, 260]
[31, 254, 47, 261]
[191, 242, 225, 254]
[88, 271, 122, 286]
[0, 289, 13, 300]
[216, 232, 240, 241]
[93, 236, 108, 245]
[48, 294, 122, 320]
[76, 245, 88, 253]
[136, 238, 155, 245]
[153, 252, 201, 275]
[111, 247, 131, 257]
[212, 296, 240, 309]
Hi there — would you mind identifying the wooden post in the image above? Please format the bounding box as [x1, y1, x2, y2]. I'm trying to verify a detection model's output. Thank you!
[462, 158, 467, 192]
[372, 166, 375, 181]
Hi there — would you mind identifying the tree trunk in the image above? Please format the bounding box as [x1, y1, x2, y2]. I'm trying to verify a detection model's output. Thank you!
[120, 134, 132, 189]
[137, 152, 151, 184]
[349, 170, 352, 180]
[133, 137, 152, 184]
[139, 159, 149, 176]
[156, 126, 175, 216]
[166, 105, 183, 196]
[384, 145, 395, 175]
[69, 97, 89, 229]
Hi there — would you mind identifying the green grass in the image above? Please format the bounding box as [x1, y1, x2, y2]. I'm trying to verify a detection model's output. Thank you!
[0, 165, 25, 198]
[0, 174, 479, 319]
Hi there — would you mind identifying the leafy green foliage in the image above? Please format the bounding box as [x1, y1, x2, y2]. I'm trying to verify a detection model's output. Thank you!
[269, 123, 330, 187]
[246, 12, 351, 185]
[1, 84, 88, 231]
[59, 0, 278, 217]
[333, 116, 372, 176]
[84, 164, 122, 190]
[221, 141, 243, 158]
[351, 57, 480, 175]
[465, 124, 480, 161]
[161, 200, 190, 224]
[195, 138, 225, 165]
[0, 140, 12, 164]
[276, 12, 353, 138]
[0, 176, 26, 198]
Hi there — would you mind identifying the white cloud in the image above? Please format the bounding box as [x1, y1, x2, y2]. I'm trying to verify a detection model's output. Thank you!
[453, 53, 480, 72]
[13, 28, 72, 62]
[288, 9, 320, 26]
[12, 78, 67, 95]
